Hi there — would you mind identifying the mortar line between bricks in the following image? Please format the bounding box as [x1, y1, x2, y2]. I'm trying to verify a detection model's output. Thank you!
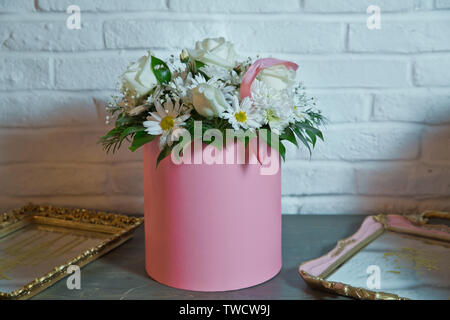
[0, 11, 449, 22]
[282, 195, 450, 201]
[344, 23, 349, 52]
[3, 51, 450, 59]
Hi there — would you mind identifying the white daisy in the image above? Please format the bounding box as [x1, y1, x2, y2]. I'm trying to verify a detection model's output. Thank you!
[143, 98, 190, 150]
[222, 96, 262, 131]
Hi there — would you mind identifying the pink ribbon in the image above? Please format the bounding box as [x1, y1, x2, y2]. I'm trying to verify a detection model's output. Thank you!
[240, 58, 299, 99]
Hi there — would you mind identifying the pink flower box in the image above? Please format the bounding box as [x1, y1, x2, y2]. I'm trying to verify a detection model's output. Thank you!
[143, 141, 281, 291]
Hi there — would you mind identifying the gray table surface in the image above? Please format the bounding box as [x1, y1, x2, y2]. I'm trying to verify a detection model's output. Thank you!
[33, 215, 366, 300]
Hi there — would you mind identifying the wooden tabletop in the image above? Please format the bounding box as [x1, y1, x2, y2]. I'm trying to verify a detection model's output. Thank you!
[33, 215, 366, 300]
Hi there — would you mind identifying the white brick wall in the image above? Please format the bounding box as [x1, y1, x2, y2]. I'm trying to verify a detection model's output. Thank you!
[0, 0, 449, 215]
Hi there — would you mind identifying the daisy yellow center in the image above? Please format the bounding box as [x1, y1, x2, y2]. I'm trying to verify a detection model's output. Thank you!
[160, 116, 175, 131]
[234, 111, 247, 123]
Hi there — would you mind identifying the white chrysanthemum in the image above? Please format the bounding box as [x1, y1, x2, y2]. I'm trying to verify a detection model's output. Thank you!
[143, 98, 190, 150]
[250, 79, 293, 134]
[222, 96, 262, 131]
[199, 65, 240, 85]
[168, 76, 189, 99]
[261, 108, 290, 135]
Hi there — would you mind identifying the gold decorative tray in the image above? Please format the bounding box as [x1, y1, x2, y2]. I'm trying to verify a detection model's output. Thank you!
[0, 204, 143, 300]
[299, 211, 450, 300]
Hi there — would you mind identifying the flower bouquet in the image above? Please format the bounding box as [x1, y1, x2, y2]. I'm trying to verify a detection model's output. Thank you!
[100, 37, 324, 291]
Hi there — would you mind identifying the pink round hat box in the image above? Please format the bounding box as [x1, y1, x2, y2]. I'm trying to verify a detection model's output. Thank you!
[143, 140, 281, 291]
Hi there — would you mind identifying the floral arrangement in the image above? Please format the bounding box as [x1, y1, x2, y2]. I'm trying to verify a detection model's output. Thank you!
[100, 37, 324, 165]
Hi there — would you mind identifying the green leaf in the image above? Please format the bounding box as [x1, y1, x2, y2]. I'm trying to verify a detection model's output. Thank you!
[297, 122, 324, 141]
[305, 129, 317, 147]
[151, 55, 171, 84]
[279, 141, 286, 161]
[101, 127, 121, 140]
[129, 131, 156, 152]
[259, 130, 287, 161]
[280, 127, 298, 147]
[115, 114, 134, 127]
[120, 126, 145, 139]
[156, 145, 172, 168]
[195, 60, 206, 71]
[292, 126, 312, 156]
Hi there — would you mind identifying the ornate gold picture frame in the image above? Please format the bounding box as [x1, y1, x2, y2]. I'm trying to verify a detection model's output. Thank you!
[0, 204, 143, 300]
[299, 211, 450, 300]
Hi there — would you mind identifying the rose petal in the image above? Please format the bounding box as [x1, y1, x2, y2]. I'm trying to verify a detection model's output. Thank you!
[240, 58, 298, 99]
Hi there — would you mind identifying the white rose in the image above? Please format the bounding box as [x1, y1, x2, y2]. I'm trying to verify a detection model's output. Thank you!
[122, 54, 158, 98]
[189, 37, 238, 69]
[256, 64, 296, 91]
[192, 83, 230, 118]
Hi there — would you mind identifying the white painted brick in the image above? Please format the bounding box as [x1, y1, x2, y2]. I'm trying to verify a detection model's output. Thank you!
[414, 58, 450, 86]
[104, 20, 343, 53]
[299, 59, 409, 88]
[105, 20, 220, 49]
[0, 57, 49, 90]
[282, 161, 355, 195]
[109, 163, 143, 195]
[0, 129, 104, 163]
[304, 0, 432, 12]
[170, 0, 300, 13]
[55, 56, 130, 90]
[228, 21, 343, 54]
[0, 94, 98, 127]
[0, 164, 107, 196]
[373, 92, 450, 124]
[436, 0, 450, 9]
[356, 164, 413, 196]
[0, 0, 34, 12]
[0, 128, 143, 164]
[286, 124, 421, 161]
[283, 195, 420, 215]
[412, 164, 450, 196]
[281, 197, 303, 214]
[0, 21, 103, 51]
[422, 127, 450, 161]
[38, 0, 167, 11]
[349, 21, 450, 53]
[356, 163, 450, 196]
[313, 92, 371, 123]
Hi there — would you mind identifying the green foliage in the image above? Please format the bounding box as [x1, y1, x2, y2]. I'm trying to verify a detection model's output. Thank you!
[151, 55, 171, 84]
[260, 131, 286, 161]
[99, 112, 149, 153]
[156, 144, 173, 168]
[129, 131, 156, 152]
[290, 119, 325, 156]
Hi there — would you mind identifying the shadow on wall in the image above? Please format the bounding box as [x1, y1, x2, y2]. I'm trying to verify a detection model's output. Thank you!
[282, 97, 450, 215]
[0, 96, 145, 214]
[355, 107, 450, 215]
